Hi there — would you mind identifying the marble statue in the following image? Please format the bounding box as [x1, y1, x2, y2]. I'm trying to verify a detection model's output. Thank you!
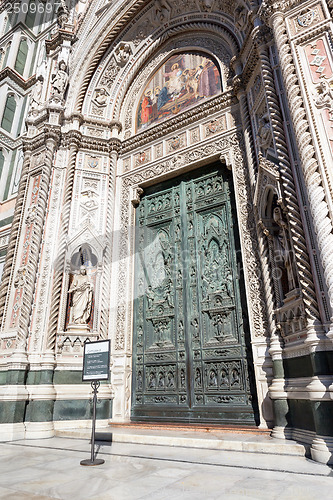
[68, 266, 93, 325]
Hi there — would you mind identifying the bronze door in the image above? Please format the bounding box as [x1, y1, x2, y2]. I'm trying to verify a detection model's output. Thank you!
[132, 164, 259, 424]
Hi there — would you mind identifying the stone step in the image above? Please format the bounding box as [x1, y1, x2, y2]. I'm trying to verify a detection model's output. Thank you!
[56, 424, 307, 457]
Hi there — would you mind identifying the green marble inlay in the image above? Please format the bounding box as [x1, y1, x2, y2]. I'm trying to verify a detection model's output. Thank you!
[53, 370, 88, 385]
[6, 369, 27, 385]
[283, 351, 333, 378]
[0, 371, 7, 385]
[25, 399, 54, 423]
[26, 370, 54, 385]
[53, 399, 112, 421]
[0, 401, 26, 424]
[273, 399, 291, 428]
[312, 401, 333, 437]
[288, 399, 315, 433]
[273, 359, 284, 379]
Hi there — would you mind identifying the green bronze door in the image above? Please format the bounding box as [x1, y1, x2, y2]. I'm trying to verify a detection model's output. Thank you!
[132, 164, 259, 425]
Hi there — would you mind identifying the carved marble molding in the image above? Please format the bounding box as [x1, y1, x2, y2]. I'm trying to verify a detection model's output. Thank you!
[75, 8, 241, 118]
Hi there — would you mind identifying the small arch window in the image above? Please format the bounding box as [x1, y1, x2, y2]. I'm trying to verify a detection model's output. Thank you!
[25, 1, 38, 29]
[1, 95, 16, 133]
[14, 39, 28, 75]
[0, 149, 4, 182]
[2, 43, 11, 69]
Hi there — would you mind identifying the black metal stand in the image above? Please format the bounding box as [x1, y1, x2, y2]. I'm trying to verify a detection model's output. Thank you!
[80, 380, 105, 466]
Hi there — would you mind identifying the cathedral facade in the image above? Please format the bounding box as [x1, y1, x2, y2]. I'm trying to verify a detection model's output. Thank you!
[0, 0, 333, 464]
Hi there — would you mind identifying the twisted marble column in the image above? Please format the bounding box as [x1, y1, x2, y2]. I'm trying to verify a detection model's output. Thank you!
[0, 144, 32, 329]
[270, 12, 333, 336]
[256, 35, 322, 331]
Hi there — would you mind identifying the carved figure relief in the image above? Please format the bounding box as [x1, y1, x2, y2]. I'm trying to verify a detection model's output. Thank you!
[93, 87, 109, 107]
[151, 0, 170, 25]
[51, 61, 68, 99]
[234, 5, 248, 31]
[257, 112, 273, 152]
[114, 43, 132, 66]
[29, 77, 44, 114]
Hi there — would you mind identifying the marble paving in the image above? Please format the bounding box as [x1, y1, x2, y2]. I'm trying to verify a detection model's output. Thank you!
[0, 437, 332, 499]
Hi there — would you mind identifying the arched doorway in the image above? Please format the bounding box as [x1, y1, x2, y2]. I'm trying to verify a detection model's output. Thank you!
[132, 163, 259, 424]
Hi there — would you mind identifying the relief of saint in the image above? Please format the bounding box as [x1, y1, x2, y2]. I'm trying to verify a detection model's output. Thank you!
[137, 52, 221, 130]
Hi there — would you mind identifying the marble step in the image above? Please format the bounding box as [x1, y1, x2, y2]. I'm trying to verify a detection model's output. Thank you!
[56, 425, 307, 457]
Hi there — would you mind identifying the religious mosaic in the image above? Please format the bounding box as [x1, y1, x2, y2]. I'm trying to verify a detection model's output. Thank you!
[136, 52, 221, 131]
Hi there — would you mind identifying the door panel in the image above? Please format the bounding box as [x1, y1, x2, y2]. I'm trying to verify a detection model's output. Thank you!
[132, 164, 258, 424]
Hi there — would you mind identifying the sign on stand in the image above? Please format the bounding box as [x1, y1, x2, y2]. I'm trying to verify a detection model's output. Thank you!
[80, 339, 110, 467]
[83, 339, 110, 381]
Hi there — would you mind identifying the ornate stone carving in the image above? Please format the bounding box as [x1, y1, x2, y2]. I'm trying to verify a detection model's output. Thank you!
[114, 43, 132, 66]
[14, 267, 26, 289]
[100, 57, 118, 88]
[199, 0, 214, 12]
[314, 79, 333, 110]
[50, 61, 68, 100]
[151, 0, 171, 25]
[92, 87, 109, 107]
[256, 112, 273, 151]
[234, 5, 248, 32]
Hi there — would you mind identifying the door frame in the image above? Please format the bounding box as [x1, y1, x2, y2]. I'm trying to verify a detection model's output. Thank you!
[110, 129, 274, 428]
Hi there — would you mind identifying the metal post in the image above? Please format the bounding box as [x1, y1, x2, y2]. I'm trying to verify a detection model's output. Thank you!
[80, 380, 105, 466]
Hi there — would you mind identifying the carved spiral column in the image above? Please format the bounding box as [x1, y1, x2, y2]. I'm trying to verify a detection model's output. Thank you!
[255, 30, 322, 333]
[270, 12, 333, 336]
[46, 131, 82, 351]
[235, 83, 258, 191]
[0, 144, 32, 329]
[17, 131, 60, 348]
[99, 134, 121, 340]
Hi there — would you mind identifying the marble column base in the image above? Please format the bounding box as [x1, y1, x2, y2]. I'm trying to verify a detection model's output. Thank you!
[311, 436, 333, 464]
[270, 426, 292, 440]
[24, 421, 55, 440]
[0, 422, 26, 442]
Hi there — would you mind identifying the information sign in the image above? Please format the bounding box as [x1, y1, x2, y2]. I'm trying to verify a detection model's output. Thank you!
[82, 339, 110, 381]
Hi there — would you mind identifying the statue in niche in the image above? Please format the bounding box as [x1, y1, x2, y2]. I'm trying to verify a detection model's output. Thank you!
[57, 6, 69, 28]
[29, 76, 43, 113]
[195, 368, 202, 387]
[220, 369, 228, 386]
[146, 285, 155, 309]
[51, 61, 68, 99]
[273, 206, 296, 293]
[67, 266, 93, 326]
[167, 371, 175, 388]
[153, 0, 170, 24]
[234, 5, 248, 31]
[223, 268, 234, 298]
[231, 368, 240, 386]
[165, 280, 174, 307]
[257, 113, 272, 151]
[148, 372, 156, 389]
[209, 369, 218, 387]
[199, 0, 214, 12]
[158, 372, 165, 388]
